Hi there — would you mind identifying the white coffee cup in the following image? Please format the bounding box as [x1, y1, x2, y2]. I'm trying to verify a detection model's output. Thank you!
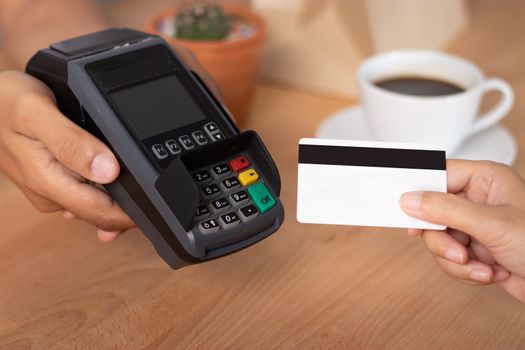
[357, 50, 514, 155]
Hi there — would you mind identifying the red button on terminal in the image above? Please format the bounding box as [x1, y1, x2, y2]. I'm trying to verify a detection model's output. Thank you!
[229, 156, 250, 172]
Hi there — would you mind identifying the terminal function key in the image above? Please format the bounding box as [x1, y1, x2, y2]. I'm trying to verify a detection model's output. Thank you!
[204, 122, 219, 135]
[211, 132, 224, 142]
[192, 130, 208, 145]
[247, 182, 276, 214]
[239, 204, 259, 222]
[165, 139, 181, 155]
[238, 169, 259, 187]
[229, 156, 250, 172]
[179, 135, 195, 150]
[199, 218, 220, 234]
[152, 144, 168, 160]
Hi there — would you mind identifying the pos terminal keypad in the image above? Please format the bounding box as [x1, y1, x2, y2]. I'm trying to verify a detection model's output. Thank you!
[192, 154, 275, 235]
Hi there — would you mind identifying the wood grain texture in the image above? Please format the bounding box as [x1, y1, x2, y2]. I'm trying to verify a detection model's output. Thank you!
[2, 0, 525, 349]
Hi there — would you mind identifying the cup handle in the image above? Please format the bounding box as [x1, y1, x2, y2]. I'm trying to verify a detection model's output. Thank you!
[465, 78, 514, 138]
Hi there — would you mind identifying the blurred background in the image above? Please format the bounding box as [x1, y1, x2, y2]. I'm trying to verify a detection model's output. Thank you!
[0, 0, 521, 127]
[107, 0, 485, 122]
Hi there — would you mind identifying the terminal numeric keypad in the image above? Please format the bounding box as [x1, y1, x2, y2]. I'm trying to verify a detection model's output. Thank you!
[194, 155, 276, 235]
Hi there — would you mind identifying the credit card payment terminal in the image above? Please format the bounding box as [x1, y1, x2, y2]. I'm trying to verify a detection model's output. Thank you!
[26, 28, 285, 269]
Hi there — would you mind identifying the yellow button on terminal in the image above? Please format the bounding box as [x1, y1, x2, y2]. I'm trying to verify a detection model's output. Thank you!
[238, 169, 259, 187]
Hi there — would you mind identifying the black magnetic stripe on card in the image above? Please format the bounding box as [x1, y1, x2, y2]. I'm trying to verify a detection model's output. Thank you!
[298, 144, 446, 170]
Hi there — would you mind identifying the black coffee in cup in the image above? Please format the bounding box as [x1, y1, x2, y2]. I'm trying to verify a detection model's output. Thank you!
[374, 76, 465, 96]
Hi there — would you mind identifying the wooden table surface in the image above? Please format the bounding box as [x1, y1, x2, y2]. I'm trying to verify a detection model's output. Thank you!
[2, 1, 525, 349]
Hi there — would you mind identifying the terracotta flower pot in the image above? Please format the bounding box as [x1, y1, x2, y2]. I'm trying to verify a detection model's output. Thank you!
[145, 2, 267, 126]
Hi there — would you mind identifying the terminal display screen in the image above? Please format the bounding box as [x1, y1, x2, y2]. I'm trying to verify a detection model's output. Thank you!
[110, 74, 206, 139]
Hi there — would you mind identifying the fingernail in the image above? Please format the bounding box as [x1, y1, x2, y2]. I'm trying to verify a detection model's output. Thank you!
[400, 191, 423, 211]
[62, 210, 76, 220]
[91, 153, 116, 181]
[406, 228, 423, 237]
[97, 229, 121, 243]
[493, 266, 510, 282]
[444, 249, 465, 264]
[471, 269, 491, 282]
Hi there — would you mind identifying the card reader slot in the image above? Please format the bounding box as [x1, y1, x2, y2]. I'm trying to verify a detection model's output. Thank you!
[205, 215, 283, 260]
[50, 28, 148, 57]
[95, 54, 175, 92]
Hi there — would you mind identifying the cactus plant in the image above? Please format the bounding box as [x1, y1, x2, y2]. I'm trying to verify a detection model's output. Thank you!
[148, 1, 265, 121]
[175, 0, 230, 40]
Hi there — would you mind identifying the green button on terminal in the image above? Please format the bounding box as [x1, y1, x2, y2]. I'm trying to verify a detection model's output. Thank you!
[247, 182, 276, 214]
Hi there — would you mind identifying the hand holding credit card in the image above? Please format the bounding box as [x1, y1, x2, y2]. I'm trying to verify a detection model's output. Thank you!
[297, 138, 447, 230]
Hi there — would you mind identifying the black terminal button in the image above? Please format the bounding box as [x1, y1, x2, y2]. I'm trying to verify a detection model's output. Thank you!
[192, 130, 208, 146]
[192, 170, 211, 183]
[210, 197, 230, 213]
[239, 204, 259, 221]
[201, 184, 221, 198]
[211, 132, 225, 142]
[219, 212, 241, 229]
[195, 205, 211, 218]
[165, 139, 181, 155]
[152, 144, 168, 160]
[211, 163, 231, 178]
[221, 177, 240, 191]
[204, 122, 219, 135]
[230, 190, 249, 204]
[199, 218, 220, 234]
[178, 135, 195, 150]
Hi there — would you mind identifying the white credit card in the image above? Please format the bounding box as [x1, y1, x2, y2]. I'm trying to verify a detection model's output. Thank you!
[297, 138, 447, 230]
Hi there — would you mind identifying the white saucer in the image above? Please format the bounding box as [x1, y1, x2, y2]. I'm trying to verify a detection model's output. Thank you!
[315, 106, 517, 165]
